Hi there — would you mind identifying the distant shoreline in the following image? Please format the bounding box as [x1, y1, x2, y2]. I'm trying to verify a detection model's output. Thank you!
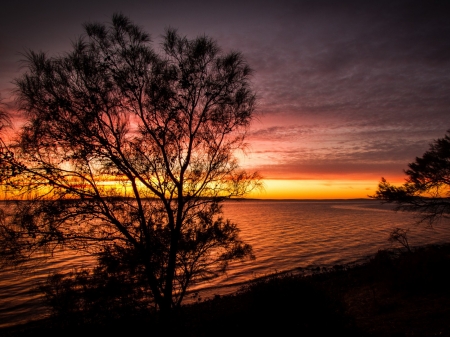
[0, 197, 377, 203]
[224, 197, 374, 202]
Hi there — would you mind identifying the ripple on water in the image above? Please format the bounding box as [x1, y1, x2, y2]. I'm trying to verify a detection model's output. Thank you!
[1, 199, 450, 327]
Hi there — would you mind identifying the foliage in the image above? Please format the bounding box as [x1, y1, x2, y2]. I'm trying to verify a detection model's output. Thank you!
[388, 227, 411, 252]
[40, 263, 153, 324]
[0, 14, 259, 312]
[0, 95, 11, 173]
[373, 130, 450, 225]
[0, 96, 11, 132]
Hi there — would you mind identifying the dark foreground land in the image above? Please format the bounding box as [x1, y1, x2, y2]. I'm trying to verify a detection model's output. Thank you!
[3, 244, 450, 336]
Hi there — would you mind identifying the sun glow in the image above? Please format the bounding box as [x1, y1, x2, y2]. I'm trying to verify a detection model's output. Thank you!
[1, 177, 406, 200]
[247, 179, 387, 199]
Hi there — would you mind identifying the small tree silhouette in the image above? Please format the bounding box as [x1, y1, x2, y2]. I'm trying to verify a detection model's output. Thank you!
[374, 130, 450, 226]
[388, 227, 411, 252]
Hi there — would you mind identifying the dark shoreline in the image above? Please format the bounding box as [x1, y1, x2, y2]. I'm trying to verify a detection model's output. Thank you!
[2, 242, 450, 336]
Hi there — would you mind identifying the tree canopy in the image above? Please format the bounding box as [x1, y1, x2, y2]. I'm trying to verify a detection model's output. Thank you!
[374, 130, 450, 225]
[0, 14, 259, 313]
[0, 96, 10, 133]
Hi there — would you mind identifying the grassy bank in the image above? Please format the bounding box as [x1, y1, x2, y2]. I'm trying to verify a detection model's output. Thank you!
[3, 243, 450, 336]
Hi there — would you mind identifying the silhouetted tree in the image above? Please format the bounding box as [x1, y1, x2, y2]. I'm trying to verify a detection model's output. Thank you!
[0, 96, 10, 133]
[0, 14, 259, 313]
[0, 96, 11, 226]
[0, 95, 12, 190]
[388, 227, 411, 252]
[374, 130, 450, 225]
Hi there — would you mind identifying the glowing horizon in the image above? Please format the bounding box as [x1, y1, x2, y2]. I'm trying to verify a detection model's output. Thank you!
[0, 176, 407, 200]
[0, 113, 411, 201]
[246, 178, 407, 199]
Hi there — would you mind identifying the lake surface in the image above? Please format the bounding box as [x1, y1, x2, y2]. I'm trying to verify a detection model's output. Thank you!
[1, 199, 450, 328]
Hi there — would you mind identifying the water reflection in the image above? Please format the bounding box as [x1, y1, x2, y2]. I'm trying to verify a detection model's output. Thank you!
[1, 199, 450, 327]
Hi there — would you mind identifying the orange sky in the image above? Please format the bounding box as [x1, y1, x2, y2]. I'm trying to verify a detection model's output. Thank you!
[1, 107, 410, 200]
[2, 1, 450, 199]
[247, 179, 401, 199]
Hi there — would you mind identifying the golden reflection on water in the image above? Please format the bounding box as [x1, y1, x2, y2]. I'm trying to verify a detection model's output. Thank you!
[1, 199, 450, 327]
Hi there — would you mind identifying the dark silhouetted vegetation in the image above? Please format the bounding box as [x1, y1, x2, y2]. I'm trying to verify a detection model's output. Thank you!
[2, 244, 450, 336]
[374, 130, 450, 226]
[388, 227, 411, 252]
[0, 95, 11, 133]
[0, 13, 259, 314]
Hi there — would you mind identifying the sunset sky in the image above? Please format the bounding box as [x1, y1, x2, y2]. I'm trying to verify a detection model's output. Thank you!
[1, 0, 450, 199]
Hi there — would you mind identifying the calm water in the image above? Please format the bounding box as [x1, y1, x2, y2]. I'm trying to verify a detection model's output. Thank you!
[1, 199, 450, 327]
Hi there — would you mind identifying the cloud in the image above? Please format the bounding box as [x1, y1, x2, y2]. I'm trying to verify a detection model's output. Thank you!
[243, 120, 449, 180]
[236, 0, 450, 127]
[2, 0, 450, 186]
[247, 125, 315, 141]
